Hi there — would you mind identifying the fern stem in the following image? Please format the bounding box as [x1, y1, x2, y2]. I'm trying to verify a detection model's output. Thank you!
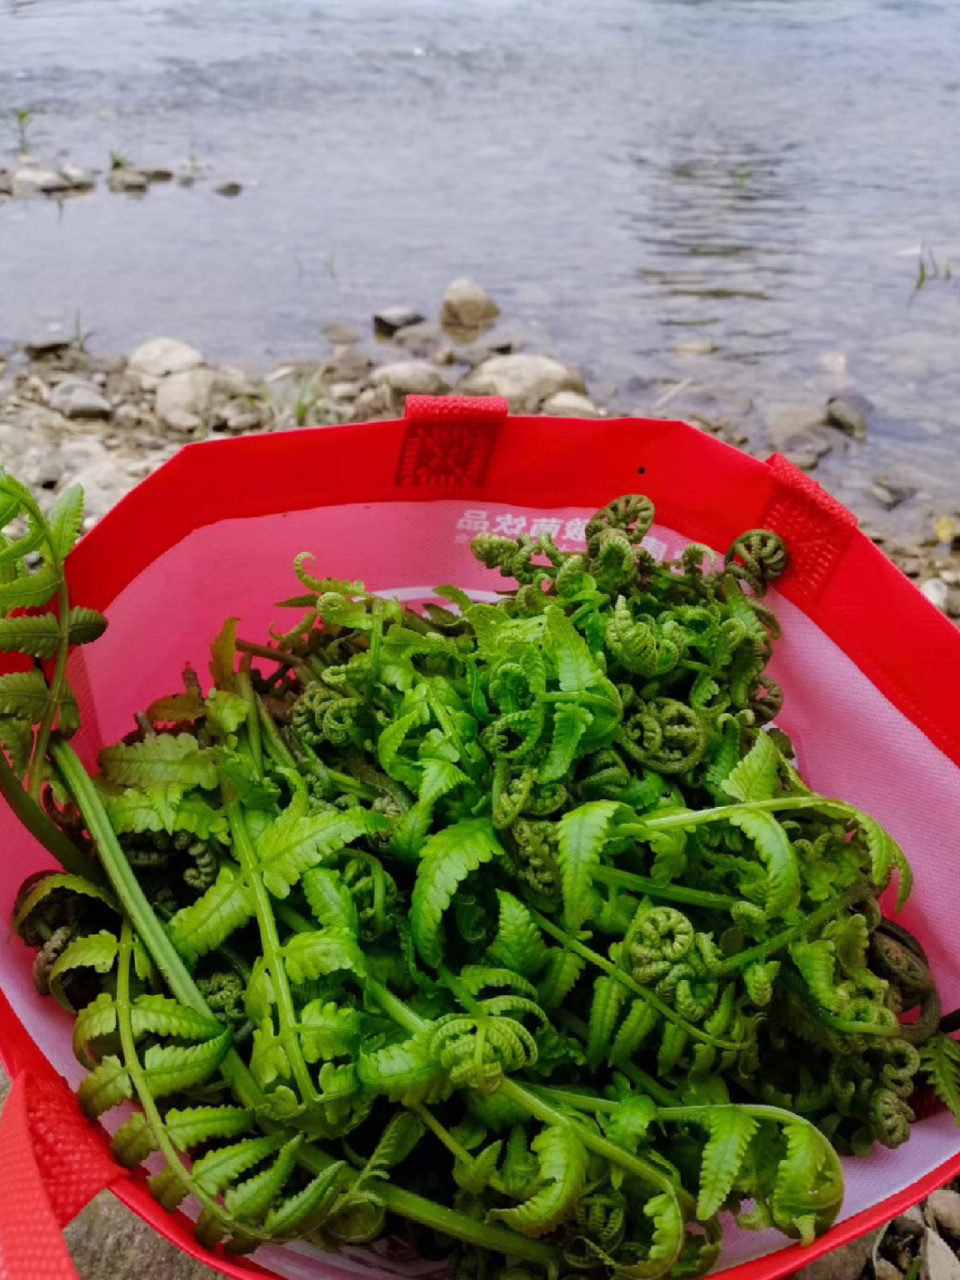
[555, 1011, 675, 1104]
[226, 797, 318, 1106]
[624, 795, 828, 834]
[528, 907, 742, 1050]
[256, 694, 298, 769]
[0, 746, 104, 882]
[26, 491, 70, 799]
[54, 743, 561, 1267]
[235, 670, 263, 776]
[593, 865, 739, 911]
[712, 885, 867, 977]
[412, 1102, 507, 1194]
[498, 1077, 686, 1205]
[114, 920, 260, 1242]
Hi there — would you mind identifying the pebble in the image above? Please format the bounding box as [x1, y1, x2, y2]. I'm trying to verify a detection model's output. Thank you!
[323, 323, 360, 346]
[222, 409, 261, 433]
[875, 1261, 903, 1280]
[794, 1229, 881, 1280]
[12, 166, 71, 195]
[871, 477, 917, 510]
[896, 1206, 927, 1236]
[22, 336, 72, 358]
[542, 390, 602, 418]
[107, 168, 149, 193]
[827, 394, 871, 438]
[393, 321, 445, 357]
[155, 368, 214, 425]
[763, 403, 828, 446]
[324, 345, 373, 382]
[373, 306, 426, 337]
[139, 166, 174, 183]
[60, 164, 96, 190]
[128, 337, 204, 380]
[371, 360, 451, 397]
[0, 170, 12, 195]
[48, 378, 112, 420]
[928, 1191, 960, 1238]
[920, 578, 949, 611]
[924, 1227, 960, 1280]
[113, 404, 141, 428]
[440, 278, 500, 331]
[161, 409, 201, 433]
[933, 516, 959, 546]
[460, 353, 585, 407]
[215, 181, 242, 197]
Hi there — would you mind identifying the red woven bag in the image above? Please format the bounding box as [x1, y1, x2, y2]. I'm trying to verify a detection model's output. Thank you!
[2, 396, 959, 1280]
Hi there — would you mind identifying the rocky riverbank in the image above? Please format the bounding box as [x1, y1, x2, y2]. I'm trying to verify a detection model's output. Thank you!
[2, 278, 958, 623]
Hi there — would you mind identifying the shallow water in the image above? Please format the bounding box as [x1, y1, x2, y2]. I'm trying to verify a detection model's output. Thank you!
[1, 0, 960, 513]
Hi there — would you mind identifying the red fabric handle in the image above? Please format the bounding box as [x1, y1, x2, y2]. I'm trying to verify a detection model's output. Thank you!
[0, 1070, 126, 1280]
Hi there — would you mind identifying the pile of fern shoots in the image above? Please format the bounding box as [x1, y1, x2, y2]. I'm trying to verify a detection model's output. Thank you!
[3, 473, 959, 1280]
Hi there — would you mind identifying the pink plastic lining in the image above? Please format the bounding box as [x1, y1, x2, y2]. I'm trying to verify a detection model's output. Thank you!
[1, 499, 958, 1278]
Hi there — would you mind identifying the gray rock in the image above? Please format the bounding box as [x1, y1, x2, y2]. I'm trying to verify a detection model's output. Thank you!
[871, 477, 917, 510]
[211, 366, 260, 399]
[215, 181, 242, 197]
[113, 403, 142, 428]
[325, 345, 374, 382]
[49, 378, 112, 420]
[223, 405, 262, 432]
[460, 353, 585, 408]
[929, 1191, 960, 1238]
[827, 395, 871, 438]
[329, 381, 363, 401]
[129, 338, 204, 380]
[63, 1189, 213, 1280]
[22, 336, 72, 358]
[373, 306, 425, 337]
[371, 360, 451, 397]
[162, 409, 202, 433]
[107, 167, 149, 192]
[542, 390, 602, 418]
[140, 166, 174, 182]
[920, 578, 949, 612]
[0, 170, 12, 195]
[12, 166, 71, 195]
[763, 403, 828, 447]
[393, 321, 445, 357]
[441, 278, 500, 331]
[924, 1227, 960, 1280]
[60, 164, 96, 190]
[323, 323, 359, 346]
[875, 1261, 903, 1280]
[794, 1229, 880, 1280]
[155, 368, 214, 425]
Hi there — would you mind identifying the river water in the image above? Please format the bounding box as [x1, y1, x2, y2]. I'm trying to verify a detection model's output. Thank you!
[1, 0, 959, 516]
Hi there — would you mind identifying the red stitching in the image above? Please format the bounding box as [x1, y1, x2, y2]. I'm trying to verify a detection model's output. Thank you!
[761, 454, 857, 604]
[396, 396, 507, 488]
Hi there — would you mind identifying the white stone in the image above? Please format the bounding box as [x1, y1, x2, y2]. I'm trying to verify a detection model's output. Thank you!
[542, 391, 601, 418]
[12, 167, 70, 195]
[373, 306, 425, 336]
[49, 379, 112, 420]
[440, 278, 500, 330]
[155, 368, 214, 426]
[460, 353, 585, 407]
[371, 360, 451, 397]
[924, 1227, 960, 1280]
[107, 167, 149, 192]
[129, 338, 204, 379]
[163, 410, 201, 432]
[920, 578, 949, 611]
[60, 164, 96, 190]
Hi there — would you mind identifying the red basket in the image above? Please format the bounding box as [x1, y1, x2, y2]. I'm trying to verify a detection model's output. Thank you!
[2, 395, 960, 1280]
